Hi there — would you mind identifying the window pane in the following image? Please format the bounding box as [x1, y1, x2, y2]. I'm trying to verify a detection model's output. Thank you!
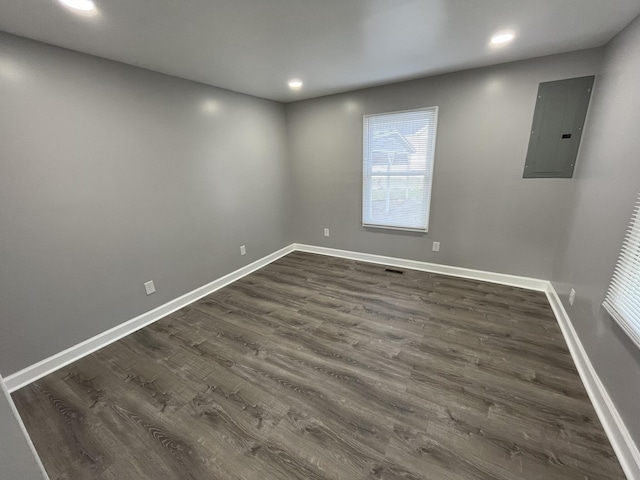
[363, 108, 437, 231]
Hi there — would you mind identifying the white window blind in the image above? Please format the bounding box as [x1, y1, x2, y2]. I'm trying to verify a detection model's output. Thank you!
[603, 193, 640, 349]
[362, 107, 438, 232]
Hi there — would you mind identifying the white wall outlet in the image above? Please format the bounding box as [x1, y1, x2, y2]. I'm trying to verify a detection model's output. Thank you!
[432, 241, 440, 252]
[324, 228, 330, 237]
[569, 288, 576, 306]
[144, 281, 156, 296]
[240, 245, 247, 256]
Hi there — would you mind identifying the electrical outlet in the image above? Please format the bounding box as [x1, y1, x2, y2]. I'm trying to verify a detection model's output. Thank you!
[569, 288, 576, 306]
[324, 228, 330, 237]
[432, 241, 440, 252]
[240, 245, 246, 256]
[144, 281, 156, 296]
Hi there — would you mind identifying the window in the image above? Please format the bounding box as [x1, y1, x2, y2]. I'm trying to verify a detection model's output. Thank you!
[603, 193, 640, 349]
[362, 107, 438, 232]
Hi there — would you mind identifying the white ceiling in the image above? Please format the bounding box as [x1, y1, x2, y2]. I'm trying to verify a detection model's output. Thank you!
[1, 0, 639, 102]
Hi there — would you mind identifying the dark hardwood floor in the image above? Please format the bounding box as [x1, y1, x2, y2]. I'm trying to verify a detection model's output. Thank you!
[12, 252, 625, 479]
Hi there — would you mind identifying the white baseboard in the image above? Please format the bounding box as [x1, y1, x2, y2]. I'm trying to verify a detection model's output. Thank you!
[297, 244, 640, 478]
[0, 375, 50, 479]
[294, 244, 549, 291]
[545, 284, 640, 480]
[4, 242, 638, 480]
[3, 244, 295, 393]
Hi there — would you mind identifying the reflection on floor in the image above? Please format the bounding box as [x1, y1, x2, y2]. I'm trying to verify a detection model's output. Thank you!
[13, 252, 624, 479]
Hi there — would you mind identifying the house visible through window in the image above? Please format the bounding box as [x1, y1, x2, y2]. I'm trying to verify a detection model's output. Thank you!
[603, 192, 640, 349]
[362, 107, 438, 232]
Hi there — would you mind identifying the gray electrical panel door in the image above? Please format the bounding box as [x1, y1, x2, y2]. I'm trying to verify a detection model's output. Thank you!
[523, 76, 594, 178]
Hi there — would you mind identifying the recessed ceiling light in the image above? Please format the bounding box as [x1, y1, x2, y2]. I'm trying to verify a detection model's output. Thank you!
[490, 31, 516, 47]
[288, 79, 303, 90]
[58, 0, 96, 13]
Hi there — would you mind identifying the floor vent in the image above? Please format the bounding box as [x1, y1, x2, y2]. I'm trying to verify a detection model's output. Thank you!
[384, 268, 404, 275]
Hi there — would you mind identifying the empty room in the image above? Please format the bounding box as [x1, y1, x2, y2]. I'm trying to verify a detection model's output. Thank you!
[2, 1, 640, 479]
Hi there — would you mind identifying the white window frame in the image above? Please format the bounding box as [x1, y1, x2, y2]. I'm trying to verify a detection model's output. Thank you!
[603, 193, 640, 349]
[362, 106, 438, 232]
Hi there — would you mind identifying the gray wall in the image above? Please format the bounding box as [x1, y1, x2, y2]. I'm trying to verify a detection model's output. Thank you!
[0, 376, 48, 479]
[2, 16, 640, 456]
[551, 14, 640, 443]
[0, 33, 292, 376]
[286, 49, 603, 280]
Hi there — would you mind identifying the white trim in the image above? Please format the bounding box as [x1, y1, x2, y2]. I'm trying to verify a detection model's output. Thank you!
[308, 241, 640, 478]
[3, 245, 294, 393]
[362, 106, 439, 233]
[4, 242, 639, 480]
[362, 223, 427, 233]
[0, 375, 50, 479]
[293, 244, 548, 291]
[545, 284, 640, 480]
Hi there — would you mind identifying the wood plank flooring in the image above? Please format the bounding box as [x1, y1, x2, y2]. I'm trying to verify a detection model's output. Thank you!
[12, 252, 625, 479]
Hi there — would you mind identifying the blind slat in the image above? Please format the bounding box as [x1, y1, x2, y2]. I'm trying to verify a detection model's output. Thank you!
[362, 107, 438, 231]
[603, 194, 640, 350]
